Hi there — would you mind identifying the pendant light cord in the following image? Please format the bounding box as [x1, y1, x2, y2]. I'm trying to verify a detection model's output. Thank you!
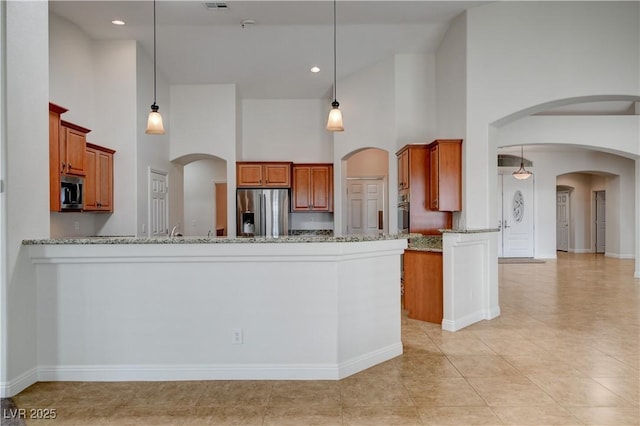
[153, 0, 157, 105]
[333, 0, 337, 102]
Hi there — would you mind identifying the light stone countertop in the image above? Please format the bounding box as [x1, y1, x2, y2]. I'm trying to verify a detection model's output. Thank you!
[440, 228, 500, 233]
[405, 235, 443, 252]
[22, 233, 413, 245]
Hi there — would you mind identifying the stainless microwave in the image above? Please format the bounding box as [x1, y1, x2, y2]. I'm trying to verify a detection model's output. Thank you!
[60, 175, 84, 210]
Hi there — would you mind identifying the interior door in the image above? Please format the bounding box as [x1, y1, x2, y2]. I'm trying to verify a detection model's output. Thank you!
[347, 179, 385, 235]
[595, 190, 606, 253]
[501, 174, 535, 257]
[149, 169, 168, 237]
[556, 190, 569, 252]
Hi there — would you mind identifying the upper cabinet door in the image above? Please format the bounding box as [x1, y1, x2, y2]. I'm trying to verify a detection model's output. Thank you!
[263, 163, 291, 187]
[428, 139, 462, 212]
[60, 120, 90, 176]
[291, 164, 333, 212]
[237, 162, 291, 188]
[237, 163, 264, 187]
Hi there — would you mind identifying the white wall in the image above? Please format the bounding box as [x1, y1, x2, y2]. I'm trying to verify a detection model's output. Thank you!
[459, 2, 640, 229]
[2, 0, 50, 396]
[136, 41, 172, 238]
[49, 13, 94, 127]
[394, 54, 436, 146]
[49, 13, 96, 237]
[242, 99, 332, 163]
[520, 149, 635, 259]
[435, 12, 467, 139]
[49, 13, 156, 238]
[170, 84, 237, 235]
[496, 116, 640, 159]
[170, 85, 237, 163]
[333, 57, 396, 235]
[347, 148, 388, 178]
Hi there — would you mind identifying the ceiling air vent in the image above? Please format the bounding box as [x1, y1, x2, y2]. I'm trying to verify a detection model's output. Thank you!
[204, 2, 229, 10]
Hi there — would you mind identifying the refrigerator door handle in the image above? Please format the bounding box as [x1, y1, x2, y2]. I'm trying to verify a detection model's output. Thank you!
[261, 193, 267, 236]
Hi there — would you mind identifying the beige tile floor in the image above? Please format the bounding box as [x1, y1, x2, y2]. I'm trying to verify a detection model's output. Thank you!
[9, 252, 640, 425]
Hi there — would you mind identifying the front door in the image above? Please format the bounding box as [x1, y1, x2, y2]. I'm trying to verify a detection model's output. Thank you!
[499, 173, 535, 257]
[347, 179, 385, 235]
[556, 190, 569, 252]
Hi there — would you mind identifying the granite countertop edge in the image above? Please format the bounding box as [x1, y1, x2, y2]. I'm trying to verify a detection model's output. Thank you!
[22, 233, 414, 245]
[440, 228, 500, 234]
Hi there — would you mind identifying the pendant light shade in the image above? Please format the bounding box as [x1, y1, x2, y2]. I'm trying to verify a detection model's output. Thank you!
[146, 104, 165, 134]
[327, 100, 344, 132]
[145, 0, 165, 135]
[326, 0, 344, 132]
[512, 146, 532, 180]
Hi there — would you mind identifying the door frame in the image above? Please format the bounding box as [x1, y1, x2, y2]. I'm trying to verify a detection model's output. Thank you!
[556, 189, 570, 252]
[594, 190, 606, 254]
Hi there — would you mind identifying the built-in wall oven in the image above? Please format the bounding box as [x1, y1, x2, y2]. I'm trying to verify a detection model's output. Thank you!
[398, 202, 409, 233]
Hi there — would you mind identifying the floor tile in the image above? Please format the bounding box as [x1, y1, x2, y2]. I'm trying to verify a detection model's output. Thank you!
[491, 405, 583, 425]
[528, 376, 633, 407]
[568, 406, 640, 425]
[467, 376, 557, 407]
[269, 381, 341, 407]
[446, 355, 521, 378]
[263, 406, 342, 425]
[416, 406, 503, 425]
[342, 406, 423, 426]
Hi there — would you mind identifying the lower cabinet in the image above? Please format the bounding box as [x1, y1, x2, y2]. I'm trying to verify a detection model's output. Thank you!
[403, 250, 443, 324]
[84, 143, 115, 212]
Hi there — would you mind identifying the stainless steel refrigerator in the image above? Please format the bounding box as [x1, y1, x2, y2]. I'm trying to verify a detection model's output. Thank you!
[237, 189, 289, 237]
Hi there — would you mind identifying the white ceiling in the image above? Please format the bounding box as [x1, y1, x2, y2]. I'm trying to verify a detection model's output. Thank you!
[49, 1, 488, 99]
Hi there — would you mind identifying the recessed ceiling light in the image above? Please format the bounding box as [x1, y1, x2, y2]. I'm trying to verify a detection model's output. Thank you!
[111, 20, 125, 26]
[310, 66, 320, 73]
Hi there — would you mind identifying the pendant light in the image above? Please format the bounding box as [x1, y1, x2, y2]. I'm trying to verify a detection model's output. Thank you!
[512, 146, 532, 180]
[145, 0, 165, 135]
[326, 0, 344, 132]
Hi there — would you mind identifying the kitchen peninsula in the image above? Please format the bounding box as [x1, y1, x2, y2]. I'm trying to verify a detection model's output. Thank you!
[24, 234, 407, 382]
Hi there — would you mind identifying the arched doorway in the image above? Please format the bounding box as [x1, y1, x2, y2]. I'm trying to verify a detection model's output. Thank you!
[342, 148, 389, 235]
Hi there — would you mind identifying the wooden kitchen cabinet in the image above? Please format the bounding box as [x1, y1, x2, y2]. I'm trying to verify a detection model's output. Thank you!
[397, 149, 409, 190]
[237, 162, 291, 188]
[292, 164, 333, 212]
[60, 120, 90, 176]
[396, 144, 451, 234]
[403, 249, 443, 324]
[84, 143, 115, 212]
[428, 139, 462, 212]
[49, 102, 68, 211]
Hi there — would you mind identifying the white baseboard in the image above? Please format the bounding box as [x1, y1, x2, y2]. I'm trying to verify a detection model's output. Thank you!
[36, 344, 403, 383]
[569, 248, 594, 254]
[442, 308, 500, 332]
[338, 342, 403, 379]
[0, 367, 38, 397]
[442, 311, 485, 332]
[605, 252, 635, 259]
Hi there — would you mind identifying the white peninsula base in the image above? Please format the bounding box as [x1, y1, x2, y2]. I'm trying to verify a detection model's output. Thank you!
[28, 237, 406, 383]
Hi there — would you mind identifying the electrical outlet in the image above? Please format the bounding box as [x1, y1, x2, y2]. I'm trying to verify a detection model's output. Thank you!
[232, 328, 243, 344]
[74, 221, 80, 231]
